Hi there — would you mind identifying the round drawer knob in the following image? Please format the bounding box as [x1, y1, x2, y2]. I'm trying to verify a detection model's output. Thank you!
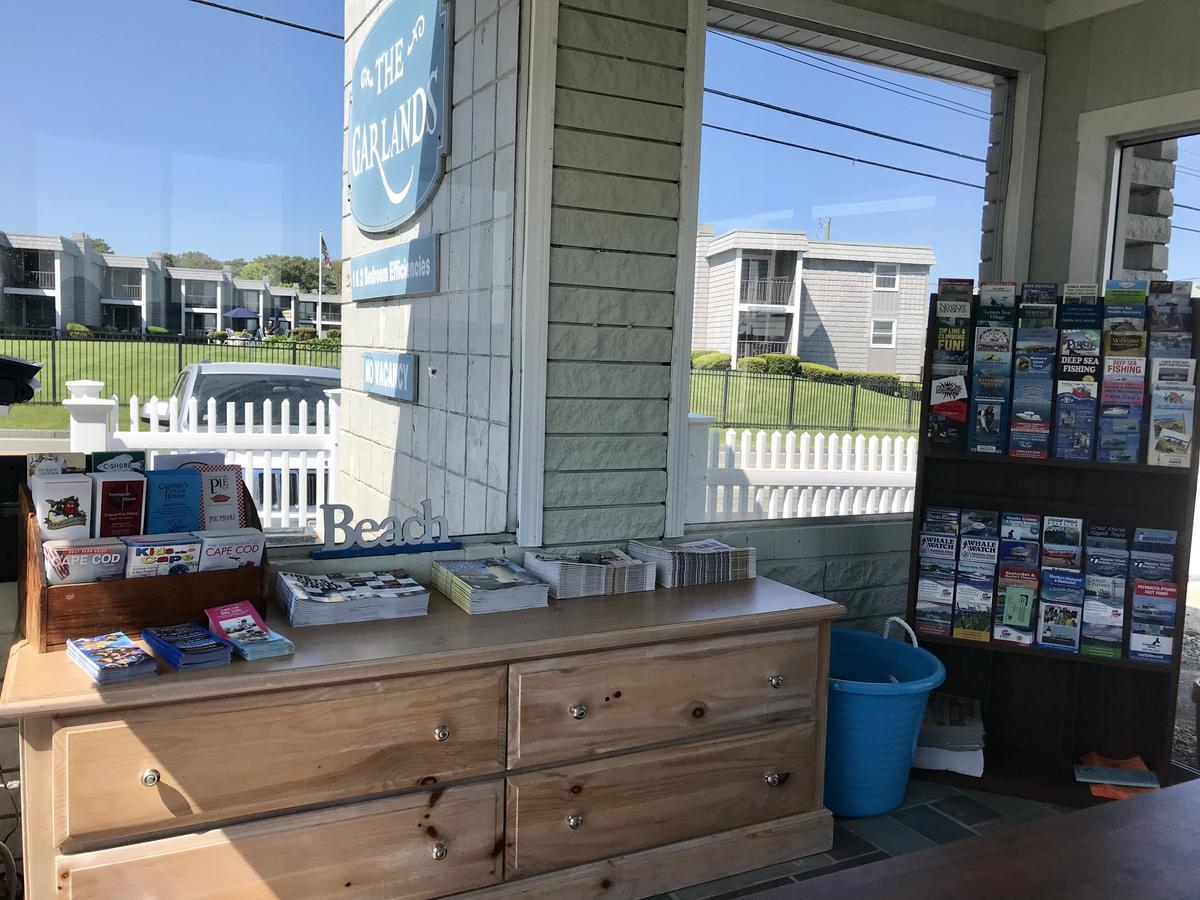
[431, 842, 447, 860]
[569, 704, 588, 721]
[434, 725, 450, 742]
[566, 814, 584, 830]
[764, 773, 782, 787]
[769, 674, 784, 689]
[141, 768, 161, 788]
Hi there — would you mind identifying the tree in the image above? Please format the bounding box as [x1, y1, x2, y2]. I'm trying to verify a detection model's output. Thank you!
[89, 237, 112, 253]
[167, 250, 224, 270]
[238, 261, 270, 281]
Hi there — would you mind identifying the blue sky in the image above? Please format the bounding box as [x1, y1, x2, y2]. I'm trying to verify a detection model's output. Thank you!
[0, 0, 343, 260]
[1, 9, 1198, 280]
[700, 32, 991, 286]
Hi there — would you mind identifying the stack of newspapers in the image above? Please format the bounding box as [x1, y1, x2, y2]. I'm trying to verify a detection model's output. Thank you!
[431, 558, 550, 614]
[276, 570, 430, 626]
[913, 692, 986, 777]
[523, 549, 656, 599]
[627, 539, 757, 588]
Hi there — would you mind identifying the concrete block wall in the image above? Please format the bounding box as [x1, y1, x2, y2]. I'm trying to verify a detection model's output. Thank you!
[978, 76, 1008, 283]
[339, 0, 520, 536]
[1117, 140, 1177, 280]
[685, 515, 913, 630]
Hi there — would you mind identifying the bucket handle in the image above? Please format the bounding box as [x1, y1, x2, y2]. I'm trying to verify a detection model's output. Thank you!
[881, 616, 919, 647]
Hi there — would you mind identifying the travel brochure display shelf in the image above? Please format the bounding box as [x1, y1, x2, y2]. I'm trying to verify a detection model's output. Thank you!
[18, 484, 267, 652]
[920, 447, 1192, 475]
[915, 631, 1177, 674]
[907, 280, 1198, 804]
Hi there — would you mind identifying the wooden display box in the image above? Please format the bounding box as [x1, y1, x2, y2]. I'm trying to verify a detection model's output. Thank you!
[18, 484, 266, 652]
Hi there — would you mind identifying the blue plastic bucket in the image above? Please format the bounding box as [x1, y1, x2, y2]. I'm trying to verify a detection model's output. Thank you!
[823, 620, 945, 817]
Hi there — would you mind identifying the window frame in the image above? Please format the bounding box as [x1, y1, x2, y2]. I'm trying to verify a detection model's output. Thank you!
[869, 317, 897, 349]
[873, 262, 899, 291]
[659, 1, 1047, 536]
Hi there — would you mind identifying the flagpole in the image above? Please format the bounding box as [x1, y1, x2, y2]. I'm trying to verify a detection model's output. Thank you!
[318, 229, 323, 334]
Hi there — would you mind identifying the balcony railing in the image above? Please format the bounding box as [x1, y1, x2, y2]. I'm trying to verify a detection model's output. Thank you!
[110, 283, 141, 300]
[737, 340, 789, 358]
[20, 270, 55, 290]
[740, 276, 793, 306]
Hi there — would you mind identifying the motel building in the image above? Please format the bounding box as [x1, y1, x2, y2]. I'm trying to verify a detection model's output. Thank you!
[0, 230, 343, 336]
[4, 1, 1200, 897]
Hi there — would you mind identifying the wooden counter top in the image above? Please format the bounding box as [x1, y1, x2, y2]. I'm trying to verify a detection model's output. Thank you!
[0, 577, 842, 719]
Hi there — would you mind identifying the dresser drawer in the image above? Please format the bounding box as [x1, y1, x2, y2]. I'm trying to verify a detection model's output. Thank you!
[505, 723, 817, 877]
[507, 628, 818, 767]
[53, 666, 506, 847]
[58, 780, 503, 899]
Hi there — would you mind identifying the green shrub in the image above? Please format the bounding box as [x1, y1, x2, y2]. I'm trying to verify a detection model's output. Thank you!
[264, 333, 292, 344]
[737, 356, 768, 373]
[211, 330, 228, 342]
[306, 336, 342, 351]
[324, 329, 341, 342]
[146, 324, 170, 335]
[691, 348, 722, 367]
[292, 326, 318, 342]
[65, 322, 92, 339]
[760, 353, 801, 376]
[693, 352, 731, 370]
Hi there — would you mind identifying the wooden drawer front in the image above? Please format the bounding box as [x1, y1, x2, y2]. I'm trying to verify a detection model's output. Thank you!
[505, 723, 817, 877]
[59, 780, 504, 899]
[508, 628, 818, 767]
[54, 666, 505, 847]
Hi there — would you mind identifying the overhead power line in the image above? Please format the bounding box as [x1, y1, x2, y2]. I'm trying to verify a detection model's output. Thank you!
[1173, 224, 1200, 234]
[703, 122, 985, 190]
[705, 87, 986, 163]
[1177, 202, 1200, 212]
[712, 31, 990, 121]
[182, 0, 343, 39]
[786, 45, 991, 114]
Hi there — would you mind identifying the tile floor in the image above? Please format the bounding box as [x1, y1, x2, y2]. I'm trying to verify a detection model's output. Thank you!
[647, 778, 1068, 900]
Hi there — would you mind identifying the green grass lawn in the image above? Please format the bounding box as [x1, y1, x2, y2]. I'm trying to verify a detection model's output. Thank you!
[690, 370, 919, 435]
[0, 336, 340, 430]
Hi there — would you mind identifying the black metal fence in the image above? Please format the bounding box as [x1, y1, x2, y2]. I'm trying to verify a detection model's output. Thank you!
[690, 369, 920, 434]
[0, 329, 342, 405]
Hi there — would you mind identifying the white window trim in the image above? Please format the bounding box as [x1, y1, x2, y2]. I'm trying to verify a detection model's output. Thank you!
[666, 0, 1045, 533]
[514, 0, 560, 547]
[1068, 87, 1200, 282]
[873, 262, 899, 291]
[664, 0, 707, 538]
[869, 318, 897, 349]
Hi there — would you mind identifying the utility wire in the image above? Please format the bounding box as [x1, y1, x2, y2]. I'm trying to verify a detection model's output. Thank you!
[1173, 224, 1200, 234]
[182, 0, 343, 39]
[703, 122, 985, 190]
[786, 45, 991, 114]
[705, 87, 986, 163]
[712, 31, 990, 121]
[1177, 203, 1200, 212]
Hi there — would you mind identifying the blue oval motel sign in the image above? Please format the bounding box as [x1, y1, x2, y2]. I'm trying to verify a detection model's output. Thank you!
[349, 0, 450, 233]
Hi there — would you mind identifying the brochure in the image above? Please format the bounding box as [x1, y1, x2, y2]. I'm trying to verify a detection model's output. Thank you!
[1041, 515, 1083, 571]
[993, 564, 1038, 645]
[952, 568, 994, 642]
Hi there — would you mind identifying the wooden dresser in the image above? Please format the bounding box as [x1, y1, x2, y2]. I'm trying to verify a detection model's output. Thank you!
[0, 578, 843, 898]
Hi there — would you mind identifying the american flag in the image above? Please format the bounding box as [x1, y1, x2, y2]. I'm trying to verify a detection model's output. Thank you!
[320, 235, 332, 270]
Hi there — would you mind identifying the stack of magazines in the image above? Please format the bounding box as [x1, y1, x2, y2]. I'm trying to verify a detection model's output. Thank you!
[67, 632, 158, 685]
[628, 539, 757, 588]
[276, 569, 430, 626]
[205, 601, 294, 660]
[431, 558, 550, 614]
[143, 623, 233, 671]
[523, 549, 656, 599]
[913, 692, 986, 777]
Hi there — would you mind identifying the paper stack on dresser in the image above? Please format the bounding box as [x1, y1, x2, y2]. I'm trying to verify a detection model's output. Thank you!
[523, 549, 656, 599]
[627, 539, 757, 588]
[276, 570, 429, 626]
[143, 623, 233, 670]
[431, 559, 550, 614]
[66, 632, 157, 685]
[205, 601, 294, 660]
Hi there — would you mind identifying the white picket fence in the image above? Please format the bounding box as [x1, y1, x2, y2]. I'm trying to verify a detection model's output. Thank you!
[64, 380, 339, 532]
[686, 414, 917, 522]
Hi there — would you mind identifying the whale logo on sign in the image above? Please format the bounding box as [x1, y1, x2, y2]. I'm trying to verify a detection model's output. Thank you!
[349, 0, 450, 233]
